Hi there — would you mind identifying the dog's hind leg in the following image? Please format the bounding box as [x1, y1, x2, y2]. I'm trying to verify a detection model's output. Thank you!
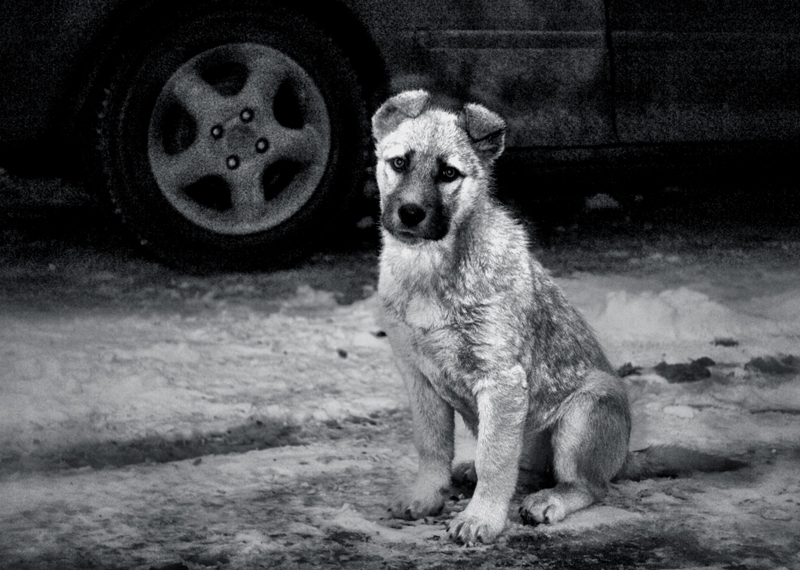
[519, 372, 630, 525]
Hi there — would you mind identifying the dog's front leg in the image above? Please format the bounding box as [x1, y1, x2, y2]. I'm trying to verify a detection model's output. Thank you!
[391, 359, 455, 520]
[447, 365, 528, 544]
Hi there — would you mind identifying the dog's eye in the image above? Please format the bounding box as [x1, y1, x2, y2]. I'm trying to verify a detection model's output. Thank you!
[439, 166, 460, 182]
[389, 157, 407, 172]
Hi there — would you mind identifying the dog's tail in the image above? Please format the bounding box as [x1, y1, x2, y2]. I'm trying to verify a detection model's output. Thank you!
[616, 445, 746, 481]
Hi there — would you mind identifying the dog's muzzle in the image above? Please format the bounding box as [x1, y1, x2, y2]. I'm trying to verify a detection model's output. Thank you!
[381, 195, 449, 244]
[398, 203, 427, 228]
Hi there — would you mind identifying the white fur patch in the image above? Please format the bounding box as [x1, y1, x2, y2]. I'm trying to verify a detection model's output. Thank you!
[380, 144, 409, 161]
[445, 156, 468, 174]
[405, 295, 447, 330]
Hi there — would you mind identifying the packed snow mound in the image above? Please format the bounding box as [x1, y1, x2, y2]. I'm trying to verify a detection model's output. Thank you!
[558, 274, 800, 366]
[589, 287, 793, 342]
[594, 288, 743, 341]
[572, 280, 800, 343]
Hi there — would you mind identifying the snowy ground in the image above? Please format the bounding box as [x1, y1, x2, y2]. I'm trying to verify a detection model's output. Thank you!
[1, 174, 799, 569]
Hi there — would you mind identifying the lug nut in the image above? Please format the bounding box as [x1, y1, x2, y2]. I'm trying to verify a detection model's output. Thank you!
[226, 155, 240, 169]
[255, 138, 269, 153]
[211, 125, 224, 139]
[240, 108, 254, 123]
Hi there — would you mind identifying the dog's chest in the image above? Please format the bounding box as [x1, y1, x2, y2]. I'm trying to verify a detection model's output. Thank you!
[381, 288, 485, 406]
[403, 295, 449, 330]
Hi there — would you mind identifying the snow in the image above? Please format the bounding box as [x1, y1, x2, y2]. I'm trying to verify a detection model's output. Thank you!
[560, 270, 800, 365]
[0, 286, 405, 456]
[2, 263, 799, 459]
[1, 250, 799, 568]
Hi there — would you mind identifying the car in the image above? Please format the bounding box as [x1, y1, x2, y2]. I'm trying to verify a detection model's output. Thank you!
[1, 0, 798, 269]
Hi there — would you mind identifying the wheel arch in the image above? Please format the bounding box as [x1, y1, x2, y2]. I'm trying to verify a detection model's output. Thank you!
[286, 0, 391, 111]
[78, 0, 381, 269]
[62, 0, 388, 183]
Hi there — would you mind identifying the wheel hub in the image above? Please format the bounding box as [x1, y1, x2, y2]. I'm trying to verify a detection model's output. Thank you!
[218, 122, 260, 166]
[147, 42, 331, 235]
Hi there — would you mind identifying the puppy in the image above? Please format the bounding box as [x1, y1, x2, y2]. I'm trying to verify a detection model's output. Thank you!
[373, 90, 743, 544]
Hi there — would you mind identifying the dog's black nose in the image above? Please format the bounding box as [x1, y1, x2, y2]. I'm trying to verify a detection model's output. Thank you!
[398, 204, 426, 227]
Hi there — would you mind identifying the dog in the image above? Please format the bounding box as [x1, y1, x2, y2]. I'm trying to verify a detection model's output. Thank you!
[372, 90, 744, 545]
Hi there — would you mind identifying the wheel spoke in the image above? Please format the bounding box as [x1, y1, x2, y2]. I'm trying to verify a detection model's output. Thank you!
[227, 168, 268, 224]
[237, 50, 290, 110]
[170, 67, 229, 121]
[268, 124, 326, 166]
[151, 142, 218, 193]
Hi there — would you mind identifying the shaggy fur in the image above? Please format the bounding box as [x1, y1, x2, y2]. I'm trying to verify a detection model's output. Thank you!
[373, 90, 743, 545]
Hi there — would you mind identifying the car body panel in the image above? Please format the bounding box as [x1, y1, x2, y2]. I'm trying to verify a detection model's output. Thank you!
[0, 0, 118, 143]
[305, 0, 616, 147]
[0, 0, 614, 154]
[382, 29, 615, 147]
[610, 0, 800, 142]
[0, 0, 798, 169]
[0, 0, 387, 147]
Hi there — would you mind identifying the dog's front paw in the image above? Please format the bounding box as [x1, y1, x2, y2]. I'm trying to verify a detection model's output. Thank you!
[389, 493, 445, 520]
[446, 508, 506, 545]
[519, 489, 567, 525]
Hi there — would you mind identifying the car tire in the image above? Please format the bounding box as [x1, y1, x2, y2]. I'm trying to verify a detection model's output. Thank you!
[93, 1, 369, 270]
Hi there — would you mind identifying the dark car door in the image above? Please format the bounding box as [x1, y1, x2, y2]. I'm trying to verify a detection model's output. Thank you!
[609, 0, 800, 143]
[365, 0, 616, 148]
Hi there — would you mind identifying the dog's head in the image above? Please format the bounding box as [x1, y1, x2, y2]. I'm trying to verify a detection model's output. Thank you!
[371, 90, 506, 245]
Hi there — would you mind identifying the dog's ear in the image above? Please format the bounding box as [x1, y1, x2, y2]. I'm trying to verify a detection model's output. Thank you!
[457, 103, 506, 161]
[372, 90, 431, 142]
